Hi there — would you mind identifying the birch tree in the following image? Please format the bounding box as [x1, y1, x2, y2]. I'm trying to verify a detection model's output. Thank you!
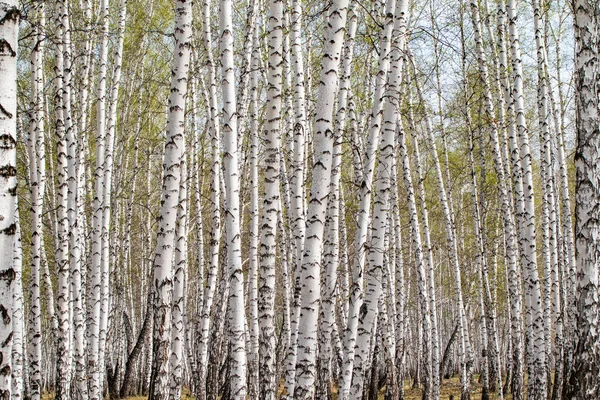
[293, 0, 349, 396]
[148, 1, 192, 398]
[219, 0, 248, 394]
[26, 3, 45, 398]
[564, 0, 600, 397]
[0, 0, 19, 397]
[506, 1, 547, 396]
[195, 0, 222, 392]
[54, 1, 72, 395]
[89, 1, 110, 397]
[258, 0, 283, 395]
[339, 0, 398, 394]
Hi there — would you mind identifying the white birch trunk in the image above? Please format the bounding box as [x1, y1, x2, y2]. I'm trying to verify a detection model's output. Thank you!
[293, 0, 349, 396]
[195, 0, 222, 393]
[506, 2, 547, 396]
[281, 0, 308, 392]
[12, 201, 22, 399]
[316, 128, 343, 400]
[397, 101, 434, 397]
[406, 86, 441, 400]
[339, 0, 397, 394]
[27, 3, 45, 397]
[148, 0, 192, 397]
[89, 1, 110, 397]
[411, 62, 473, 399]
[219, 0, 248, 395]
[532, 0, 557, 390]
[348, 32, 402, 394]
[258, 0, 283, 395]
[247, 24, 260, 400]
[98, 1, 127, 390]
[466, 3, 515, 397]
[54, 2, 71, 395]
[169, 142, 188, 400]
[495, 3, 525, 396]
[564, 1, 600, 397]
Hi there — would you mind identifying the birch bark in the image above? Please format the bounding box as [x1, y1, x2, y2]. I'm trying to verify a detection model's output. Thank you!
[89, 1, 110, 397]
[293, 0, 349, 396]
[398, 114, 432, 400]
[219, 0, 248, 394]
[564, 1, 600, 397]
[148, 1, 192, 398]
[27, 4, 45, 398]
[506, 2, 547, 396]
[340, 0, 397, 394]
[258, 0, 283, 395]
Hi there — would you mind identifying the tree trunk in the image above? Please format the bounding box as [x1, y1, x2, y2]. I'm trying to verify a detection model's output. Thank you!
[219, 0, 248, 395]
[293, 0, 349, 397]
[564, 1, 600, 398]
[148, 0, 192, 397]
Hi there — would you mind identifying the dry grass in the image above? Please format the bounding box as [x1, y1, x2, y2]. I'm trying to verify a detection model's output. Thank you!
[401, 376, 512, 400]
[43, 376, 512, 399]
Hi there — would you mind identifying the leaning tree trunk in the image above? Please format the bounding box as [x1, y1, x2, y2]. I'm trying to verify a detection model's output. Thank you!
[348, 10, 406, 389]
[339, 0, 397, 394]
[292, 0, 349, 397]
[148, 0, 192, 398]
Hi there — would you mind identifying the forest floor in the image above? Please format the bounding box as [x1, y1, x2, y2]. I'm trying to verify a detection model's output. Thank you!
[401, 376, 489, 399]
[328, 376, 491, 400]
[43, 376, 502, 399]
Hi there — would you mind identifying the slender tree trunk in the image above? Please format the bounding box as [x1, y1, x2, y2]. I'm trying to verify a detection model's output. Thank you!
[89, 1, 110, 397]
[340, 0, 398, 394]
[398, 116, 432, 400]
[506, 2, 547, 396]
[195, 0, 222, 395]
[27, 4, 45, 398]
[349, 17, 404, 390]
[169, 140, 188, 400]
[281, 0, 308, 392]
[258, 0, 283, 395]
[12, 201, 23, 399]
[97, 2, 127, 393]
[54, 1, 72, 395]
[411, 54, 473, 400]
[246, 24, 260, 400]
[406, 83, 440, 400]
[564, 1, 600, 398]
[532, 1, 558, 393]
[148, 1, 192, 397]
[293, 0, 349, 396]
[219, 0, 248, 394]
[495, 3, 525, 396]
